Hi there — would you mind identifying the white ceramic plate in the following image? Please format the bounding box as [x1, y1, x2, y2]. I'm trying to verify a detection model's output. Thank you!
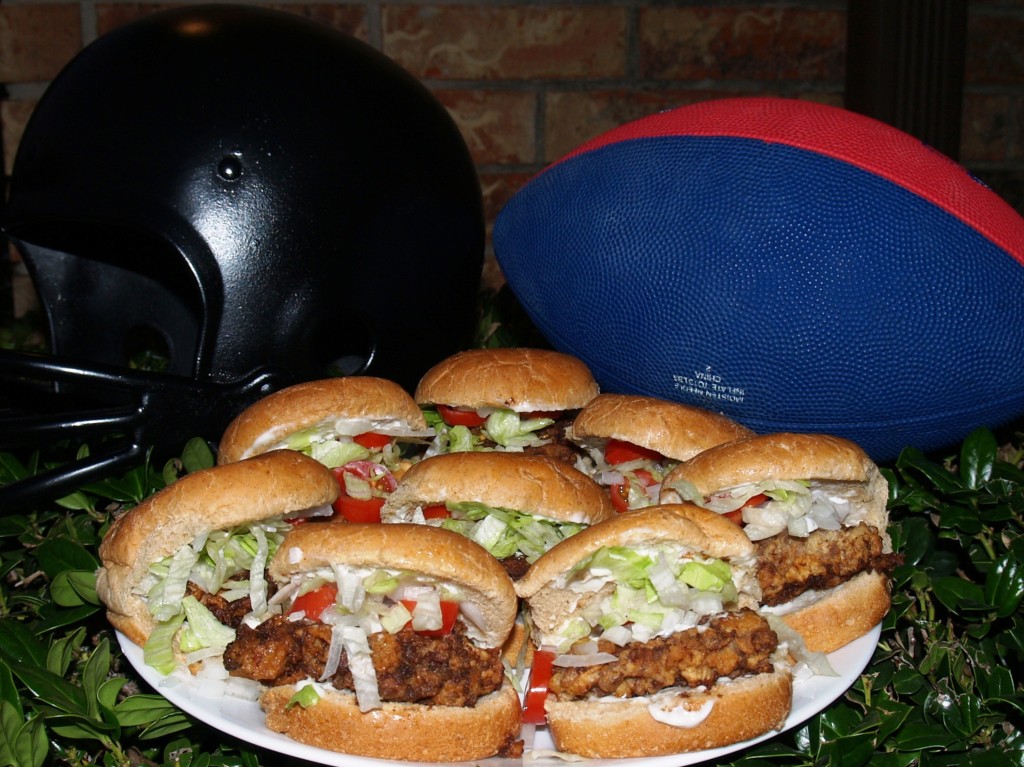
[117, 624, 879, 767]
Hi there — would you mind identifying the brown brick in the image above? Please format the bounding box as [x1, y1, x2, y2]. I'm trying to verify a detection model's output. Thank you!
[965, 12, 1024, 86]
[640, 7, 845, 82]
[0, 4, 80, 83]
[436, 89, 536, 165]
[384, 6, 627, 80]
[97, 3, 367, 40]
[1, 98, 35, 176]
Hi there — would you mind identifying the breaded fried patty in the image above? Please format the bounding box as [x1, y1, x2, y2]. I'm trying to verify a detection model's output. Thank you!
[754, 523, 903, 606]
[549, 608, 778, 700]
[223, 616, 504, 707]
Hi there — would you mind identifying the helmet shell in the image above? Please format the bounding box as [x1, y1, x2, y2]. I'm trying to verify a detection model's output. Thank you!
[3, 4, 484, 390]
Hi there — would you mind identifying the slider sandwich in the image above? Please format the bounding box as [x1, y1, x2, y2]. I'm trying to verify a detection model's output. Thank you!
[380, 451, 615, 581]
[217, 377, 435, 522]
[567, 393, 754, 512]
[661, 432, 903, 652]
[515, 505, 793, 758]
[221, 522, 523, 761]
[414, 347, 599, 460]
[96, 451, 338, 674]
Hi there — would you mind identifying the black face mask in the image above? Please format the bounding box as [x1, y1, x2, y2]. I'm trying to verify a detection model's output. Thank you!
[0, 4, 484, 512]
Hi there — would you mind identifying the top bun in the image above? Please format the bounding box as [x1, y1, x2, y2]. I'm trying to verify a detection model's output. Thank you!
[662, 432, 889, 531]
[97, 450, 339, 646]
[382, 451, 616, 525]
[218, 377, 427, 464]
[271, 521, 517, 648]
[567, 393, 754, 461]
[516, 504, 754, 604]
[414, 347, 599, 412]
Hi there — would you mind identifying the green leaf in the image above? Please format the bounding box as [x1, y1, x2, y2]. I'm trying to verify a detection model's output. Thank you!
[97, 677, 127, 711]
[10, 664, 89, 716]
[181, 437, 215, 473]
[50, 569, 99, 607]
[33, 538, 98, 580]
[82, 638, 111, 718]
[45, 626, 85, 676]
[931, 576, 988, 613]
[33, 603, 100, 634]
[0, 704, 48, 767]
[892, 721, 961, 750]
[0, 621, 47, 668]
[984, 554, 1024, 618]
[113, 694, 181, 728]
[960, 428, 998, 488]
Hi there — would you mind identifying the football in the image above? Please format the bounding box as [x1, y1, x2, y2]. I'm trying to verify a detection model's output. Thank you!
[493, 97, 1024, 461]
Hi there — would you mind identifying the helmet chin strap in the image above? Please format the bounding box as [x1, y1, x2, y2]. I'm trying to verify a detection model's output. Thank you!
[0, 349, 292, 514]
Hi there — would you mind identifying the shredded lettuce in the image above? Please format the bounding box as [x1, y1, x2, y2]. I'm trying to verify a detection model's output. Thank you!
[287, 683, 322, 709]
[482, 410, 553, 448]
[441, 501, 584, 562]
[178, 595, 237, 653]
[143, 612, 186, 675]
[543, 544, 739, 650]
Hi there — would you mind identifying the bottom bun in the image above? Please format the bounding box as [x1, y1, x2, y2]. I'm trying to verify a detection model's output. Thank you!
[545, 669, 792, 758]
[261, 680, 522, 762]
[778, 570, 891, 654]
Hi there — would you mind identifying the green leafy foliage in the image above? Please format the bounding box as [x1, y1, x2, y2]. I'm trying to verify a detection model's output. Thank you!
[0, 416, 1021, 765]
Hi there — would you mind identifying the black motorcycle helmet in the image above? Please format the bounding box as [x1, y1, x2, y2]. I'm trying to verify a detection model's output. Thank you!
[0, 5, 484, 508]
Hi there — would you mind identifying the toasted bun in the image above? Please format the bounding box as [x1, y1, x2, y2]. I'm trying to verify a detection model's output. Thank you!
[261, 679, 522, 761]
[270, 521, 517, 647]
[665, 432, 878, 495]
[96, 451, 339, 647]
[414, 347, 599, 411]
[773, 570, 891, 653]
[544, 667, 792, 758]
[217, 376, 427, 464]
[662, 432, 890, 543]
[518, 504, 752, 601]
[568, 393, 754, 461]
[516, 506, 755, 635]
[382, 451, 615, 525]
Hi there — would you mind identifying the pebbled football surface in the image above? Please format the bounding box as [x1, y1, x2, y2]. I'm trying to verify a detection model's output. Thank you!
[493, 98, 1024, 460]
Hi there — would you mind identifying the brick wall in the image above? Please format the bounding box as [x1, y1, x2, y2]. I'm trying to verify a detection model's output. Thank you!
[2, 0, 1023, 296]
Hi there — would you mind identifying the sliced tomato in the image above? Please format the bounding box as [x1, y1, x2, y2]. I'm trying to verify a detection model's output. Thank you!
[330, 462, 398, 522]
[604, 438, 664, 465]
[422, 504, 451, 520]
[289, 583, 338, 621]
[436, 404, 486, 428]
[399, 599, 460, 636]
[523, 648, 556, 724]
[353, 432, 392, 449]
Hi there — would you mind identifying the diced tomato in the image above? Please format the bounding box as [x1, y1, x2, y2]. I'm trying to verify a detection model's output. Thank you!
[604, 438, 664, 465]
[436, 404, 487, 428]
[289, 583, 338, 621]
[333, 493, 385, 523]
[609, 469, 658, 513]
[522, 648, 556, 724]
[422, 504, 451, 520]
[723, 494, 767, 526]
[609, 482, 630, 514]
[330, 462, 398, 523]
[353, 432, 392, 449]
[399, 599, 460, 636]
[724, 509, 744, 525]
